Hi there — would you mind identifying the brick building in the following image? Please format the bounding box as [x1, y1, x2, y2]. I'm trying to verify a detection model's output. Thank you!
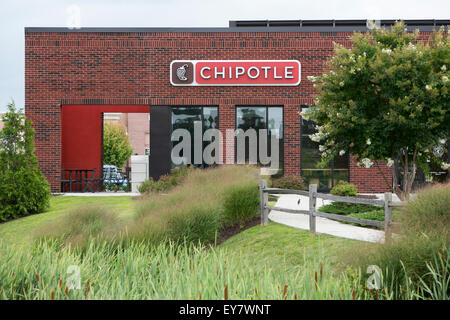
[24, 19, 447, 193]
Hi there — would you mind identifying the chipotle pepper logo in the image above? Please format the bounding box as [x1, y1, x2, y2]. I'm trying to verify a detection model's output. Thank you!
[171, 61, 194, 85]
[170, 60, 301, 86]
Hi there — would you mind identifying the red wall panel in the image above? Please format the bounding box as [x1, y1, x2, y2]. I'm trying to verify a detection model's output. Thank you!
[61, 105, 149, 178]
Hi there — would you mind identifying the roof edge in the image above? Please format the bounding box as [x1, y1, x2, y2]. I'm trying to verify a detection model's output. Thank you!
[25, 19, 450, 33]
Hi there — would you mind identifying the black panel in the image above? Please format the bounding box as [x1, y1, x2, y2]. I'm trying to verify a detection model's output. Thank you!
[149, 106, 171, 180]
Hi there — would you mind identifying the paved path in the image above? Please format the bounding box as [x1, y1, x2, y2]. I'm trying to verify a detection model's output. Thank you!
[269, 194, 386, 243]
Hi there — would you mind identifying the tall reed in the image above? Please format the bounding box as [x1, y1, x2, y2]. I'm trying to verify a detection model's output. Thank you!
[0, 239, 371, 300]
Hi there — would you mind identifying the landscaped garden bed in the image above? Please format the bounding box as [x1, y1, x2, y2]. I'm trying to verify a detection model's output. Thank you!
[0, 166, 448, 300]
[317, 181, 399, 229]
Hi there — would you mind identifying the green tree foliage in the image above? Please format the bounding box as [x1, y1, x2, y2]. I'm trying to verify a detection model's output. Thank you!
[304, 21, 449, 200]
[0, 101, 50, 222]
[103, 122, 133, 168]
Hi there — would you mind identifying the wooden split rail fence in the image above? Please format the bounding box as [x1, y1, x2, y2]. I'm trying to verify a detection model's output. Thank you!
[259, 180, 404, 241]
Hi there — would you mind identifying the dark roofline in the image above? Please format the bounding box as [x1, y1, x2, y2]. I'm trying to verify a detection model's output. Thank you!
[229, 19, 450, 28]
[25, 19, 449, 33]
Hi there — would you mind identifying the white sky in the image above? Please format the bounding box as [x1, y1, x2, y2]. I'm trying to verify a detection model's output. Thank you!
[0, 0, 449, 113]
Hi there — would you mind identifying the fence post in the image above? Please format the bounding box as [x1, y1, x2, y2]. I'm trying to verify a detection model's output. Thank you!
[259, 179, 269, 226]
[309, 184, 317, 236]
[384, 192, 393, 242]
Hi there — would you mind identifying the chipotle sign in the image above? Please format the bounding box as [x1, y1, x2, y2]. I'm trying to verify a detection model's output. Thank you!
[170, 60, 301, 86]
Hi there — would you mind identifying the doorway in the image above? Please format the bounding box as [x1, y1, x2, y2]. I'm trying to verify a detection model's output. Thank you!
[61, 105, 149, 192]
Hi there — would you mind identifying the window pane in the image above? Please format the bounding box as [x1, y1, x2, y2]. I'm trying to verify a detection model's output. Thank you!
[300, 107, 316, 135]
[301, 169, 333, 191]
[333, 153, 349, 169]
[300, 106, 349, 191]
[268, 107, 283, 139]
[237, 107, 266, 130]
[236, 106, 283, 174]
[332, 169, 349, 185]
[203, 107, 218, 130]
[171, 107, 219, 168]
[202, 107, 219, 166]
[268, 107, 283, 173]
[171, 107, 201, 130]
[301, 136, 330, 169]
[171, 107, 201, 167]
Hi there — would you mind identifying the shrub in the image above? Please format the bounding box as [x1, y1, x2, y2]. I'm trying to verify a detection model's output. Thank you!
[138, 178, 155, 193]
[341, 185, 450, 299]
[330, 181, 358, 197]
[345, 210, 385, 228]
[138, 165, 191, 194]
[323, 181, 360, 216]
[138, 174, 179, 193]
[222, 182, 260, 225]
[319, 202, 379, 215]
[0, 102, 51, 222]
[271, 175, 306, 190]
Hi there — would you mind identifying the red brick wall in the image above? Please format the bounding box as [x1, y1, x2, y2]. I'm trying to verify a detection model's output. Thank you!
[349, 156, 393, 193]
[25, 30, 405, 193]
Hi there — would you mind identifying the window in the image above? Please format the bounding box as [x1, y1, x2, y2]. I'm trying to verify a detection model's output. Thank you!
[236, 106, 283, 175]
[300, 106, 349, 191]
[171, 106, 219, 168]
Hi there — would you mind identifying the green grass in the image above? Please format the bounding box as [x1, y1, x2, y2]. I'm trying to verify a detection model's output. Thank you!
[0, 222, 366, 300]
[0, 183, 363, 299]
[1, 166, 445, 299]
[0, 196, 135, 246]
[219, 222, 354, 272]
[0, 235, 367, 300]
[341, 185, 450, 299]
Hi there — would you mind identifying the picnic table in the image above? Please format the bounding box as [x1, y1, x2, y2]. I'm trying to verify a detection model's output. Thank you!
[61, 168, 97, 192]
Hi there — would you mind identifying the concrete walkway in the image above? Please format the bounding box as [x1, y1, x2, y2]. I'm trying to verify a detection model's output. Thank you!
[269, 194, 386, 243]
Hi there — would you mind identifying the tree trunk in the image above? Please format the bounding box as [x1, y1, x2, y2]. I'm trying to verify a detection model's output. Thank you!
[393, 149, 417, 201]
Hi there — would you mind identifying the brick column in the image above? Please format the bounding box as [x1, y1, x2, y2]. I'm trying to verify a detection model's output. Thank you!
[26, 101, 61, 193]
[283, 104, 301, 176]
[218, 104, 235, 164]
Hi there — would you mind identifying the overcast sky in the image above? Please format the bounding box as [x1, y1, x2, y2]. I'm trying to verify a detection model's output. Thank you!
[0, 0, 449, 113]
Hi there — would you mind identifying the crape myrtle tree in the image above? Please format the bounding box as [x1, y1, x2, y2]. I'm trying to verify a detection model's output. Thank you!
[103, 122, 133, 168]
[0, 101, 50, 222]
[303, 21, 449, 200]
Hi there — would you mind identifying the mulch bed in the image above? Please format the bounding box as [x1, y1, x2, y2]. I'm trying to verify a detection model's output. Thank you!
[213, 216, 260, 246]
